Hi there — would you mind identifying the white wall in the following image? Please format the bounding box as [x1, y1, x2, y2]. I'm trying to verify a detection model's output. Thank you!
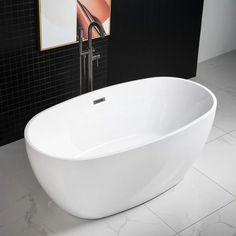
[198, 0, 236, 62]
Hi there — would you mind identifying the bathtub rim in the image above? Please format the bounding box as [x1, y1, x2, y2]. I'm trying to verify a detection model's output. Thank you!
[24, 76, 217, 161]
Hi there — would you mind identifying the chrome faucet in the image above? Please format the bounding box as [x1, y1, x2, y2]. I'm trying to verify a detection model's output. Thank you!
[88, 22, 105, 91]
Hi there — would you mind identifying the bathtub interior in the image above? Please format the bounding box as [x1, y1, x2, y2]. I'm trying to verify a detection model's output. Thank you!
[26, 77, 215, 159]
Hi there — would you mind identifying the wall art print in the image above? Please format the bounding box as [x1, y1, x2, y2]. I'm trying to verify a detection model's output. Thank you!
[77, 0, 111, 40]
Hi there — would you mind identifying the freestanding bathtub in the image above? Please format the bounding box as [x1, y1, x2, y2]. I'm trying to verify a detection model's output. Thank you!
[25, 77, 217, 219]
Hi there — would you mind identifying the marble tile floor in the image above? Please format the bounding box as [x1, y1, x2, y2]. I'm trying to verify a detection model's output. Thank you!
[1, 50, 236, 236]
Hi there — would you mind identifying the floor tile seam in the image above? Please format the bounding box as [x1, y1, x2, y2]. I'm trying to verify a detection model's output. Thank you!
[206, 132, 228, 144]
[193, 167, 236, 198]
[176, 199, 236, 235]
[206, 128, 236, 143]
[144, 204, 178, 234]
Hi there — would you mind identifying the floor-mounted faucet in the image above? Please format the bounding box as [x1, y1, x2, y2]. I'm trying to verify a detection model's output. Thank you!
[78, 22, 105, 94]
[88, 22, 105, 92]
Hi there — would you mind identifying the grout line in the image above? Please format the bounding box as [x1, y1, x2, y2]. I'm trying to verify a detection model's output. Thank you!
[176, 199, 236, 235]
[223, 130, 236, 137]
[229, 131, 236, 139]
[213, 125, 229, 133]
[144, 204, 178, 234]
[193, 167, 236, 198]
[206, 127, 236, 144]
[215, 125, 236, 135]
[226, 128, 236, 135]
[206, 132, 227, 144]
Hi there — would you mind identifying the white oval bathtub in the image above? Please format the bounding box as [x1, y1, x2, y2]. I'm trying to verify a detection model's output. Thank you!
[25, 77, 217, 219]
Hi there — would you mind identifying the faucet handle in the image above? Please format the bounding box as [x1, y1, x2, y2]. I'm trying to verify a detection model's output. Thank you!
[87, 47, 96, 53]
[93, 54, 101, 67]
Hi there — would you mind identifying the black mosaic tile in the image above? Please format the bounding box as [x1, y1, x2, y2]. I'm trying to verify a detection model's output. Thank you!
[0, 0, 108, 146]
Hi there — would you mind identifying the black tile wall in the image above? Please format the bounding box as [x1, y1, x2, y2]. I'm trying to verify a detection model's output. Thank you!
[0, 0, 108, 146]
[108, 0, 204, 85]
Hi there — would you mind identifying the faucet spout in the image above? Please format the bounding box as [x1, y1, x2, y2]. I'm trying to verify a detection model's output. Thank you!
[88, 22, 105, 49]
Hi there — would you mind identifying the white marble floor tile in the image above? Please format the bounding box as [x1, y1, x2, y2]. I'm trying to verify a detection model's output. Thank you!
[0, 160, 40, 212]
[229, 130, 236, 138]
[194, 70, 236, 132]
[145, 168, 234, 232]
[193, 72, 220, 91]
[212, 88, 236, 132]
[196, 67, 226, 90]
[180, 200, 236, 236]
[196, 54, 236, 131]
[28, 188, 175, 236]
[214, 88, 236, 111]
[214, 108, 236, 133]
[0, 139, 29, 179]
[197, 58, 236, 91]
[16, 227, 41, 236]
[194, 134, 236, 196]
[0, 195, 32, 236]
[207, 126, 225, 143]
[0, 139, 40, 212]
[204, 51, 236, 69]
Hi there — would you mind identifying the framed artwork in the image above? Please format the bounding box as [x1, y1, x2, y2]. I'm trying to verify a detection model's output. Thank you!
[39, 0, 111, 51]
